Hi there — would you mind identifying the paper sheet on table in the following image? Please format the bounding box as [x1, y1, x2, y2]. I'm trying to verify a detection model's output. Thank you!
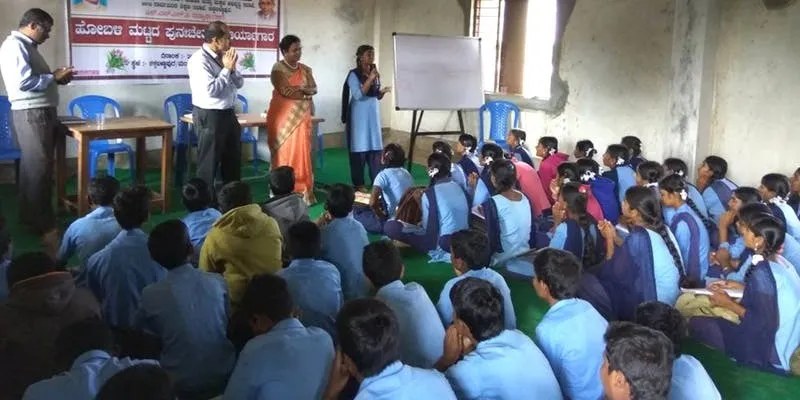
[354, 192, 371, 205]
[680, 287, 744, 299]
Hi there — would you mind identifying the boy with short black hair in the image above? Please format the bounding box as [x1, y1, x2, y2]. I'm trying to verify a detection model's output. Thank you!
[318, 183, 369, 300]
[180, 178, 221, 265]
[437, 229, 516, 329]
[224, 274, 334, 399]
[136, 220, 235, 398]
[601, 322, 674, 400]
[261, 166, 309, 239]
[278, 221, 343, 338]
[96, 364, 176, 400]
[533, 248, 608, 400]
[363, 241, 445, 368]
[322, 298, 456, 400]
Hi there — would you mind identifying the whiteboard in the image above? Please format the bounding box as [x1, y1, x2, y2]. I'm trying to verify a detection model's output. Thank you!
[393, 33, 484, 110]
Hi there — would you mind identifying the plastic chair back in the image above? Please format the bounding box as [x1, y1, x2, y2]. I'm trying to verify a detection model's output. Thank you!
[478, 100, 521, 147]
[68, 95, 122, 145]
[164, 93, 195, 145]
[0, 96, 14, 151]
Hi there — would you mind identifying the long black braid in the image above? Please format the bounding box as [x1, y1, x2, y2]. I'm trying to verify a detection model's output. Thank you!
[743, 215, 785, 282]
[562, 182, 599, 268]
[626, 187, 686, 285]
[660, 174, 714, 231]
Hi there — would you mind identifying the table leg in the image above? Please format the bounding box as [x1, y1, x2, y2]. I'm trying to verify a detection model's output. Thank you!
[136, 137, 147, 185]
[160, 129, 173, 213]
[76, 138, 90, 216]
[55, 131, 66, 211]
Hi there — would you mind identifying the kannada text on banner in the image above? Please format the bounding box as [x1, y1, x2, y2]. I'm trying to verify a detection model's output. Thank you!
[68, 0, 280, 82]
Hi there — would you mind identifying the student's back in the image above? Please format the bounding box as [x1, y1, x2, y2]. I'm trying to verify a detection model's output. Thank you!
[261, 193, 309, 238]
[319, 185, 369, 300]
[670, 354, 721, 400]
[377, 281, 444, 368]
[179, 178, 221, 265]
[374, 167, 414, 218]
[357, 361, 455, 400]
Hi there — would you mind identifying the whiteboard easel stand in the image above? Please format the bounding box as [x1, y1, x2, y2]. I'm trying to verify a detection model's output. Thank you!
[405, 109, 467, 172]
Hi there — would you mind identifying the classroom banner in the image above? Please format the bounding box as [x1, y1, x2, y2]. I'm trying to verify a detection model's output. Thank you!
[67, 0, 281, 83]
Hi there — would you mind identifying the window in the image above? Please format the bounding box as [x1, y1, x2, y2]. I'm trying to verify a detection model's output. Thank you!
[473, 0, 558, 99]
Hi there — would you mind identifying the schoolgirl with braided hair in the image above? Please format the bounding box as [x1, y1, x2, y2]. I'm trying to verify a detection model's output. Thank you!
[759, 173, 800, 242]
[601, 144, 637, 209]
[577, 158, 620, 224]
[662, 157, 708, 219]
[696, 156, 738, 225]
[550, 182, 602, 268]
[635, 161, 664, 198]
[468, 143, 505, 208]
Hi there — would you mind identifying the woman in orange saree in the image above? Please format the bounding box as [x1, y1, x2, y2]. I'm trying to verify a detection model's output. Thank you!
[267, 35, 318, 204]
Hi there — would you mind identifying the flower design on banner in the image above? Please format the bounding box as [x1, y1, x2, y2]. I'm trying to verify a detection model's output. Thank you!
[106, 49, 129, 73]
[239, 52, 256, 72]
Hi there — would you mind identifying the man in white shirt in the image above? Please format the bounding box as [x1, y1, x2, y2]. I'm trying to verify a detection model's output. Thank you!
[187, 21, 244, 199]
[0, 8, 73, 248]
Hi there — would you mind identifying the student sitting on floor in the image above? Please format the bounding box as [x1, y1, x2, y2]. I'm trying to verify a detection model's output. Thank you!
[96, 364, 175, 400]
[23, 318, 158, 400]
[86, 186, 165, 328]
[600, 322, 674, 400]
[278, 221, 343, 339]
[180, 178, 222, 265]
[433, 140, 468, 191]
[577, 158, 620, 224]
[535, 136, 569, 202]
[321, 298, 457, 400]
[760, 173, 800, 242]
[200, 181, 282, 306]
[696, 155, 737, 225]
[260, 166, 309, 240]
[712, 187, 763, 274]
[469, 143, 504, 208]
[436, 277, 563, 400]
[58, 176, 121, 281]
[547, 182, 604, 269]
[533, 249, 607, 400]
[662, 158, 709, 219]
[353, 143, 414, 233]
[0, 253, 100, 399]
[551, 162, 604, 222]
[385, 153, 470, 262]
[602, 144, 637, 209]
[318, 183, 369, 300]
[224, 274, 334, 400]
[363, 240, 445, 369]
[635, 302, 721, 400]
[509, 150, 550, 217]
[455, 133, 481, 177]
[621, 136, 646, 170]
[635, 161, 664, 199]
[506, 128, 534, 167]
[574, 140, 597, 160]
[135, 220, 235, 398]
[437, 229, 516, 329]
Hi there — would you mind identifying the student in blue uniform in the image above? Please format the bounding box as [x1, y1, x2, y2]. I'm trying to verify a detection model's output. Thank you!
[224, 274, 334, 400]
[635, 302, 721, 400]
[95, 364, 175, 400]
[600, 322, 674, 400]
[578, 187, 683, 321]
[23, 319, 158, 400]
[662, 158, 708, 219]
[506, 128, 534, 167]
[135, 220, 235, 398]
[278, 221, 343, 339]
[385, 153, 470, 261]
[717, 204, 774, 282]
[790, 167, 800, 217]
[635, 161, 664, 198]
[318, 184, 369, 300]
[533, 249, 607, 400]
[353, 143, 415, 233]
[577, 158, 620, 224]
[469, 143, 504, 207]
[86, 186, 166, 328]
[621, 136, 646, 170]
[659, 174, 712, 287]
[601, 144, 637, 209]
[436, 277, 563, 400]
[179, 178, 221, 266]
[759, 173, 800, 242]
[322, 298, 457, 400]
[58, 176, 121, 279]
[437, 229, 516, 329]
[455, 133, 482, 177]
[712, 187, 763, 276]
[550, 162, 579, 203]
[548, 182, 603, 269]
[433, 141, 468, 191]
[690, 215, 800, 374]
[696, 155, 737, 225]
[363, 241, 445, 368]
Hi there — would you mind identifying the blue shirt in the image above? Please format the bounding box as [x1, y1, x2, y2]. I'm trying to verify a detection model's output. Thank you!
[446, 329, 563, 400]
[135, 264, 235, 391]
[86, 229, 166, 328]
[666, 203, 711, 283]
[224, 318, 334, 400]
[702, 178, 737, 224]
[549, 222, 599, 259]
[535, 299, 607, 400]
[491, 194, 532, 265]
[376, 280, 445, 369]
[57, 206, 121, 281]
[645, 229, 682, 306]
[278, 259, 343, 338]
[355, 361, 456, 400]
[437, 268, 516, 329]
[320, 215, 369, 300]
[669, 354, 721, 400]
[373, 167, 415, 218]
[181, 208, 222, 264]
[22, 350, 158, 400]
[771, 200, 800, 243]
[347, 71, 383, 152]
[451, 164, 469, 192]
[769, 258, 800, 371]
[422, 181, 470, 237]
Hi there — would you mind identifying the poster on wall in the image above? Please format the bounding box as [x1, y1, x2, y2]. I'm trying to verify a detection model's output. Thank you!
[67, 0, 281, 83]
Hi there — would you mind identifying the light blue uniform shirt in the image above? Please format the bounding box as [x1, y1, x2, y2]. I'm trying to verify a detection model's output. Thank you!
[22, 350, 158, 400]
[645, 229, 682, 306]
[224, 318, 334, 400]
[278, 258, 344, 338]
[181, 208, 222, 263]
[473, 179, 491, 209]
[86, 229, 166, 328]
[57, 206, 121, 282]
[376, 280, 445, 369]
[446, 329, 563, 400]
[321, 215, 369, 300]
[772, 200, 800, 243]
[719, 236, 746, 259]
[669, 354, 721, 400]
[535, 299, 607, 400]
[421, 181, 470, 237]
[687, 184, 709, 218]
[347, 71, 383, 152]
[769, 258, 800, 371]
[355, 361, 456, 400]
[451, 164, 468, 192]
[491, 195, 532, 265]
[781, 235, 800, 276]
[615, 165, 637, 206]
[437, 268, 516, 329]
[549, 222, 599, 257]
[374, 167, 415, 218]
[135, 264, 235, 391]
[702, 178, 737, 224]
[665, 203, 711, 282]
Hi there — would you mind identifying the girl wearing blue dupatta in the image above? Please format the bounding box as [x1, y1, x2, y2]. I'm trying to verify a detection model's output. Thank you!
[760, 173, 800, 243]
[689, 215, 800, 374]
[432, 141, 468, 192]
[635, 161, 664, 200]
[505, 129, 535, 167]
[547, 182, 603, 268]
[663, 158, 708, 219]
[622, 135, 646, 170]
[577, 158, 620, 225]
[384, 153, 470, 262]
[709, 188, 763, 278]
[352, 144, 414, 233]
[577, 187, 684, 321]
[468, 143, 505, 209]
[660, 174, 712, 287]
[696, 156, 738, 225]
[601, 144, 637, 210]
[573, 140, 597, 161]
[455, 134, 482, 178]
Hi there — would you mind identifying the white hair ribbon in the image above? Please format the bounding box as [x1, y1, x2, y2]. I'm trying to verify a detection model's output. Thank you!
[519, 139, 526, 146]
[585, 148, 594, 157]
[646, 183, 658, 189]
[434, 149, 443, 154]
[680, 190, 688, 201]
[427, 167, 439, 178]
[483, 156, 494, 166]
[676, 170, 685, 177]
[548, 148, 556, 156]
[769, 196, 787, 205]
[562, 178, 571, 184]
[464, 146, 473, 154]
[616, 158, 625, 166]
[752, 254, 765, 264]
[581, 171, 596, 182]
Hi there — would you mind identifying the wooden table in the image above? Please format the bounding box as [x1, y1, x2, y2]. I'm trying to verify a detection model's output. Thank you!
[56, 116, 174, 216]
[179, 112, 324, 129]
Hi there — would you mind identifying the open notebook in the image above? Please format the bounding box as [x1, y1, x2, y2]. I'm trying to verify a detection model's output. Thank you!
[680, 287, 744, 299]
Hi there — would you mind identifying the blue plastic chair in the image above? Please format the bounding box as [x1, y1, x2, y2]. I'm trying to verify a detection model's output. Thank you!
[235, 94, 259, 174]
[0, 96, 21, 184]
[68, 95, 135, 179]
[478, 100, 521, 149]
[164, 93, 198, 187]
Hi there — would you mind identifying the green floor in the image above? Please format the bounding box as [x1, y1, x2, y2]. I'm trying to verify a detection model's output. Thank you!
[3, 148, 799, 398]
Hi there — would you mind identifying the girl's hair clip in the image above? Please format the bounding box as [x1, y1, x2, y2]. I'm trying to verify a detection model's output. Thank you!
[548, 148, 556, 155]
[585, 148, 594, 157]
[427, 167, 440, 178]
[752, 254, 765, 264]
[519, 139, 525, 146]
[464, 146, 473, 154]
[676, 170, 685, 177]
[483, 156, 494, 165]
[646, 183, 658, 188]
[562, 178, 571, 184]
[680, 190, 688, 201]
[581, 171, 596, 182]
[616, 158, 625, 166]
[434, 149, 443, 154]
